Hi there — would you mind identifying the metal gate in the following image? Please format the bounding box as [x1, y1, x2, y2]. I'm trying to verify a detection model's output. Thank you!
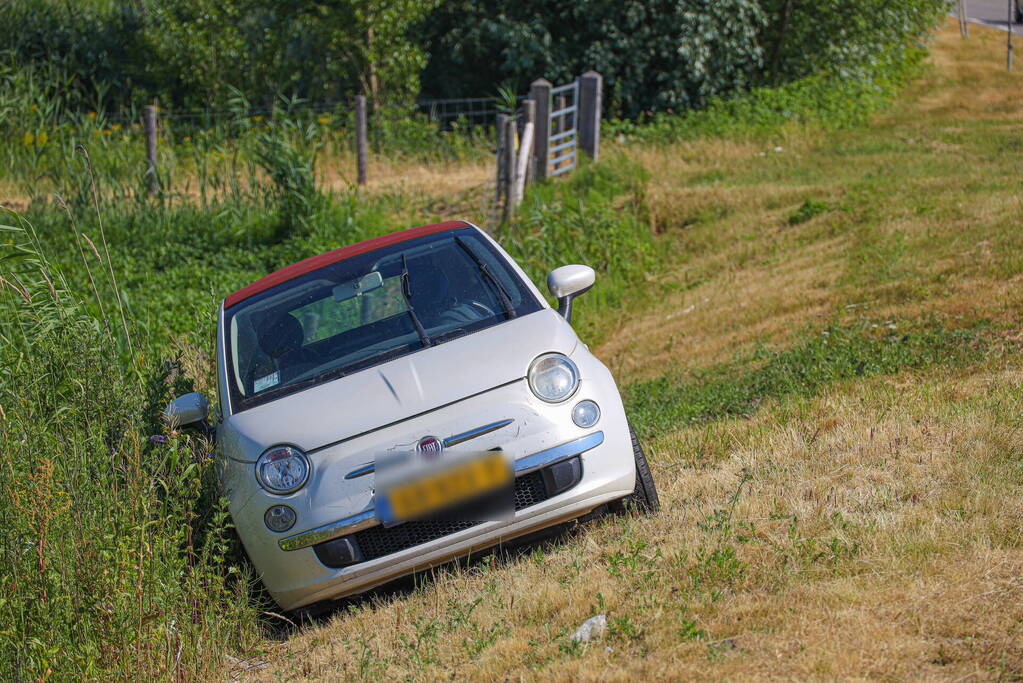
[547, 80, 578, 177]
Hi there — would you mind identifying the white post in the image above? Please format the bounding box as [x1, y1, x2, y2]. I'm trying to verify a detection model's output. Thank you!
[512, 120, 534, 206]
[512, 100, 535, 207]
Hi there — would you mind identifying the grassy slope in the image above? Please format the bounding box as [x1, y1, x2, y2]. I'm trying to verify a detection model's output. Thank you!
[243, 20, 1023, 680]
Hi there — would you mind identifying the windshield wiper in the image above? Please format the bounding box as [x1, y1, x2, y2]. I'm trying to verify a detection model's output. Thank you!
[454, 237, 516, 319]
[400, 253, 433, 347]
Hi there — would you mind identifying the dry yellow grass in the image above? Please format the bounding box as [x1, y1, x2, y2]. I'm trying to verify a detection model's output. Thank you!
[236, 19, 1023, 680]
[244, 364, 1022, 681]
[598, 18, 1023, 383]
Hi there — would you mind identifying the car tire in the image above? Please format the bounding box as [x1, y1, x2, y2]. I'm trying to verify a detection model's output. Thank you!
[612, 425, 660, 513]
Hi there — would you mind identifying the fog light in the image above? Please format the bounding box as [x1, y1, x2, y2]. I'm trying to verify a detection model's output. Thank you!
[314, 536, 365, 568]
[264, 504, 297, 533]
[572, 400, 600, 428]
[541, 456, 583, 496]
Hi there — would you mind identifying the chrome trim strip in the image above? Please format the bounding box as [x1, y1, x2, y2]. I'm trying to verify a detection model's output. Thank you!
[442, 418, 514, 447]
[279, 509, 376, 552]
[344, 463, 376, 480]
[283, 430, 604, 552]
[513, 431, 603, 475]
[343, 418, 515, 479]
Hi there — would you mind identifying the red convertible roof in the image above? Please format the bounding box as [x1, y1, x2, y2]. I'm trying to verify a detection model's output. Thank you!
[224, 220, 471, 309]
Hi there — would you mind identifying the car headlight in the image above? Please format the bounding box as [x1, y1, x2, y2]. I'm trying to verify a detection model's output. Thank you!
[255, 445, 310, 494]
[528, 353, 580, 403]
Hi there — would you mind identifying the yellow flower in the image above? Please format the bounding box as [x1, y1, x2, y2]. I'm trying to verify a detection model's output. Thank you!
[87, 111, 97, 119]
[111, 124, 123, 131]
[37, 131, 48, 146]
[183, 136, 192, 142]
[30, 104, 37, 111]
[103, 129, 112, 135]
[253, 115, 263, 122]
[317, 115, 331, 124]
[22, 132, 34, 146]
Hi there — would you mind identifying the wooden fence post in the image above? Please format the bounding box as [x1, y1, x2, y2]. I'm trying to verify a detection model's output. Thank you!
[1009, 0, 1015, 71]
[512, 99, 535, 207]
[495, 113, 508, 204]
[577, 71, 602, 162]
[957, 0, 969, 37]
[355, 95, 368, 185]
[529, 79, 551, 180]
[143, 104, 159, 196]
[502, 117, 517, 222]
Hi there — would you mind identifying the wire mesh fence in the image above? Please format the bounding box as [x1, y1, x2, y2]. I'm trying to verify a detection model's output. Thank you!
[84, 95, 508, 131]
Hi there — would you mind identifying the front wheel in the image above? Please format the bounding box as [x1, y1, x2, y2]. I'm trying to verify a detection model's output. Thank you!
[612, 425, 660, 513]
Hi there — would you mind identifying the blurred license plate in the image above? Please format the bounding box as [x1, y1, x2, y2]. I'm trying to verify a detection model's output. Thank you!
[376, 451, 511, 524]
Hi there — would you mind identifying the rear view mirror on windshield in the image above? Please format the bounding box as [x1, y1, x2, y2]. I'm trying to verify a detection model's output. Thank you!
[333, 271, 383, 302]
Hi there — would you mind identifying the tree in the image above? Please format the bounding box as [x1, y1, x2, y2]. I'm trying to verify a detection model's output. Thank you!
[758, 0, 946, 84]
[418, 0, 766, 119]
[272, 0, 439, 103]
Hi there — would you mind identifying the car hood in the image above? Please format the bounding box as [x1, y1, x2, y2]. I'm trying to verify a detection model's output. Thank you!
[220, 309, 577, 460]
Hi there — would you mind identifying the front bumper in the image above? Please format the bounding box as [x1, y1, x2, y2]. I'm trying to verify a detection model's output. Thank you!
[279, 430, 605, 553]
[226, 376, 635, 611]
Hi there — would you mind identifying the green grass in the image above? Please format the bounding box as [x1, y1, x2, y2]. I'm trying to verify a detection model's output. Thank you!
[625, 319, 991, 440]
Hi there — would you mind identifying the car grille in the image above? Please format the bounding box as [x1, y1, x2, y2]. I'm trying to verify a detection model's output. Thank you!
[352, 468, 550, 563]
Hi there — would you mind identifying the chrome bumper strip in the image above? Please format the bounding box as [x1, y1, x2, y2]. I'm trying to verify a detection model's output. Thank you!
[279, 509, 377, 552]
[343, 418, 515, 479]
[281, 430, 604, 552]
[512, 431, 604, 475]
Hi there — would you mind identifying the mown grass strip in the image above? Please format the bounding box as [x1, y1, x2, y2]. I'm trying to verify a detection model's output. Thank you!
[625, 319, 990, 438]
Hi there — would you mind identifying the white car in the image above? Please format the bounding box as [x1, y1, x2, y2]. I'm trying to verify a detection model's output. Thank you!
[166, 220, 658, 613]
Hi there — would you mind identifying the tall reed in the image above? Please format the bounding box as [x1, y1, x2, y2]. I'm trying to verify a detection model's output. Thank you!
[0, 212, 262, 679]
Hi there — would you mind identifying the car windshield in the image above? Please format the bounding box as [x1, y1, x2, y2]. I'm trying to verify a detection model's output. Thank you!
[223, 228, 543, 412]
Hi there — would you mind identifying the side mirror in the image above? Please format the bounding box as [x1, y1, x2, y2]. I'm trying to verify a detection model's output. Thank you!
[164, 392, 210, 430]
[547, 265, 595, 323]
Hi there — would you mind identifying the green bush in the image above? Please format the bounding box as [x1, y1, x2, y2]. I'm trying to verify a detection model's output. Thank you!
[0, 0, 434, 112]
[606, 42, 929, 144]
[420, 0, 765, 119]
[759, 0, 946, 84]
